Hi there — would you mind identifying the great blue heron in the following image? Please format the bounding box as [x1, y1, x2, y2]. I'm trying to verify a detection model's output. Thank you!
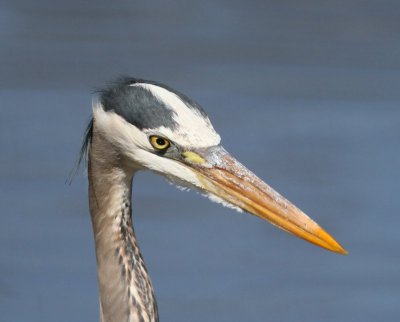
[80, 77, 346, 322]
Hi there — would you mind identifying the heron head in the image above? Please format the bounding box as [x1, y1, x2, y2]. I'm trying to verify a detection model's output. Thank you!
[85, 77, 347, 254]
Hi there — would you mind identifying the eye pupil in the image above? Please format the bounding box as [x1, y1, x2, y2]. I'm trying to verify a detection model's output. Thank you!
[156, 138, 165, 146]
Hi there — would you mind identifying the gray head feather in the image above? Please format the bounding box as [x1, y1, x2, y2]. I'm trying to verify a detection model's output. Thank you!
[78, 76, 209, 169]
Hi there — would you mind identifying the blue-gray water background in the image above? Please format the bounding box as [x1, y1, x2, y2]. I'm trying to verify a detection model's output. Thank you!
[1, 1, 399, 321]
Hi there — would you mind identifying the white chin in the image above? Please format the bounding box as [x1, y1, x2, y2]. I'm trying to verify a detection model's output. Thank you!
[164, 174, 243, 213]
[204, 193, 243, 213]
[164, 174, 199, 192]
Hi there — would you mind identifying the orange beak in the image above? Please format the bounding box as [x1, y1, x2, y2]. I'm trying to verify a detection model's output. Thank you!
[185, 146, 347, 254]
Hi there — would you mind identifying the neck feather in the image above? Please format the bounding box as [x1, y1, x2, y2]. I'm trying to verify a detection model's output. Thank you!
[88, 129, 158, 322]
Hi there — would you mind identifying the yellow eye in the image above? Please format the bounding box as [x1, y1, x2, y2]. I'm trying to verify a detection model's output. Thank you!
[149, 136, 171, 150]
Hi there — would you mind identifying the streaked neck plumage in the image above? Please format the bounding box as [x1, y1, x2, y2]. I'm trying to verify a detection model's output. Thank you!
[88, 126, 158, 322]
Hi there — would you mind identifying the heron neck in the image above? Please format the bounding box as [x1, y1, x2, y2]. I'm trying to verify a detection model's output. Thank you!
[88, 132, 158, 322]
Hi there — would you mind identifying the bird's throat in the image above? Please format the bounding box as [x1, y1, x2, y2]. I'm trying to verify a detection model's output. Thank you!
[88, 132, 158, 322]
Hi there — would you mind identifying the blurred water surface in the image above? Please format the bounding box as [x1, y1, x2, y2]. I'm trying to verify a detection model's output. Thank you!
[0, 1, 399, 322]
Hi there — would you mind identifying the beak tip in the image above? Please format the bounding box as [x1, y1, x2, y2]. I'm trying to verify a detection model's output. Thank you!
[312, 226, 348, 255]
[325, 239, 349, 255]
[334, 245, 349, 256]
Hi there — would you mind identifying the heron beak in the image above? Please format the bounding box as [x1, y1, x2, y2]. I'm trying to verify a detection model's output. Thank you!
[182, 146, 347, 255]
